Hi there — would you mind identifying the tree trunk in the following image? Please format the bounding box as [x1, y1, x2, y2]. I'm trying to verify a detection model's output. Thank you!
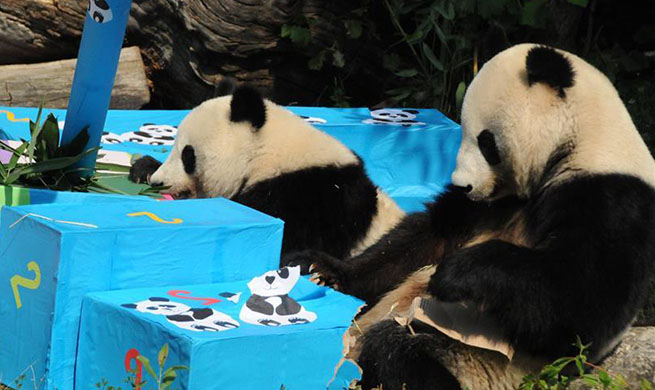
[0, 46, 150, 109]
[0, 0, 346, 108]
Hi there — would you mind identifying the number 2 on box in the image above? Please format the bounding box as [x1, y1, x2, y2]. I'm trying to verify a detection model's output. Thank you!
[127, 211, 182, 224]
[10, 261, 41, 309]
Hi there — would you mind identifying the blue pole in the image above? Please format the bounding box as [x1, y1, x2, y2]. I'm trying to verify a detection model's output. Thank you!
[61, 0, 133, 176]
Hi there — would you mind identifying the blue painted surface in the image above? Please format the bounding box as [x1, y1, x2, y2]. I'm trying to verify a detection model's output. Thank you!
[1, 106, 461, 212]
[0, 198, 283, 390]
[77, 277, 363, 390]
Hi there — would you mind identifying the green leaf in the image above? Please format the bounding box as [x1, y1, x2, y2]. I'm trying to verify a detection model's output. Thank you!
[39, 114, 60, 160]
[345, 19, 363, 39]
[280, 24, 312, 46]
[433, 2, 455, 20]
[383, 53, 401, 71]
[158, 343, 169, 368]
[395, 68, 418, 77]
[455, 81, 466, 115]
[567, 0, 588, 7]
[332, 49, 345, 68]
[8, 142, 28, 171]
[136, 355, 157, 380]
[521, 0, 548, 28]
[308, 50, 327, 71]
[162, 371, 176, 388]
[422, 43, 444, 71]
[57, 127, 90, 158]
[433, 22, 450, 51]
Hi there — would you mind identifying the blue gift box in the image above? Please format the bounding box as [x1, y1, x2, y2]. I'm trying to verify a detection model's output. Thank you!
[76, 274, 362, 390]
[0, 198, 284, 390]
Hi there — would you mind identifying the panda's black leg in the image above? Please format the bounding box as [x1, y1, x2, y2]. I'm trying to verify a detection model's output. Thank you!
[129, 156, 162, 184]
[358, 320, 461, 390]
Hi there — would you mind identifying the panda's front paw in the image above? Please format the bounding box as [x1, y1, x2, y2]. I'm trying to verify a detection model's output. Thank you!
[285, 250, 348, 290]
[427, 255, 476, 303]
[129, 156, 162, 184]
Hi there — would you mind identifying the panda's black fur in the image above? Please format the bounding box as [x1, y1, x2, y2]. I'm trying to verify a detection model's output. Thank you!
[291, 45, 655, 389]
[232, 161, 378, 260]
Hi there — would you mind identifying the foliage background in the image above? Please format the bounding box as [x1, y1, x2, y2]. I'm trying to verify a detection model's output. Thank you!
[277, 0, 654, 150]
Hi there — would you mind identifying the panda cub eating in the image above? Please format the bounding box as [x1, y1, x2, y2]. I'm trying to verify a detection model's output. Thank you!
[298, 44, 655, 389]
[129, 86, 404, 265]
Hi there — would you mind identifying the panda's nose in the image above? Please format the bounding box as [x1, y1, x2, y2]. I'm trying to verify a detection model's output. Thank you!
[265, 276, 275, 284]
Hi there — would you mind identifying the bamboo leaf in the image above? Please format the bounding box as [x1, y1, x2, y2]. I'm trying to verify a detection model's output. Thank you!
[8, 142, 28, 172]
[422, 43, 444, 71]
[136, 355, 157, 380]
[158, 343, 169, 368]
[40, 113, 60, 160]
[395, 68, 418, 77]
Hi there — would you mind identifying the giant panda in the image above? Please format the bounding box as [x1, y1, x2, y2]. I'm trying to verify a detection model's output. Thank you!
[129, 85, 405, 266]
[293, 44, 655, 389]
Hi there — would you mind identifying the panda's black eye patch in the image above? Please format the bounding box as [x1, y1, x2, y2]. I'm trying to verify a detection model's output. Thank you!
[277, 268, 289, 279]
[477, 130, 502, 166]
[182, 145, 196, 175]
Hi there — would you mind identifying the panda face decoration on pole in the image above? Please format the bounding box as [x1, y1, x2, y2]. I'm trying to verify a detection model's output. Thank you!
[88, 0, 114, 23]
[61, 0, 132, 177]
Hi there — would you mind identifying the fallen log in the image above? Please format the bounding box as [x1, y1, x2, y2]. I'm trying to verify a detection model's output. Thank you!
[0, 46, 150, 109]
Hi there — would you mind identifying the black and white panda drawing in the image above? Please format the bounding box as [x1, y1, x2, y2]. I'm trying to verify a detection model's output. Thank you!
[294, 44, 655, 389]
[363, 108, 426, 126]
[87, 0, 113, 24]
[120, 124, 178, 146]
[299, 115, 327, 125]
[239, 266, 317, 327]
[122, 297, 240, 332]
[101, 131, 123, 144]
[129, 86, 405, 266]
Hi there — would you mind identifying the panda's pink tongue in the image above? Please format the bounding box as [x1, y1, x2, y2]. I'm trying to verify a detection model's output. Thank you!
[161, 193, 175, 201]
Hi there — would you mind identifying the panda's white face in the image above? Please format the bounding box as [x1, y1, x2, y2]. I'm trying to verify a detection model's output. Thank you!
[149, 97, 256, 198]
[452, 44, 578, 200]
[124, 297, 190, 316]
[247, 266, 300, 297]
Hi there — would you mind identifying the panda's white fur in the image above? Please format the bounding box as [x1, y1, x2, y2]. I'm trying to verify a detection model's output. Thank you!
[138, 87, 404, 263]
[300, 44, 655, 390]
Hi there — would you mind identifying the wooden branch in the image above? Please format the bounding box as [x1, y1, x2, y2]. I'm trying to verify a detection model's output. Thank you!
[0, 46, 150, 109]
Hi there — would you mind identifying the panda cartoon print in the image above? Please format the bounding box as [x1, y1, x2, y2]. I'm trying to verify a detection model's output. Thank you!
[129, 86, 405, 266]
[298, 44, 655, 390]
[121, 124, 178, 146]
[122, 297, 240, 332]
[240, 266, 317, 327]
[88, 0, 113, 23]
[363, 108, 426, 126]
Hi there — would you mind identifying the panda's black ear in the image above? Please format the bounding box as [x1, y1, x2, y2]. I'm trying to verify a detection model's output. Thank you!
[121, 303, 137, 309]
[526, 46, 575, 98]
[230, 85, 267, 130]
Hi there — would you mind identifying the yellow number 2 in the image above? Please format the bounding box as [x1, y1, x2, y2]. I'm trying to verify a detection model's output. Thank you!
[127, 211, 182, 224]
[10, 261, 41, 309]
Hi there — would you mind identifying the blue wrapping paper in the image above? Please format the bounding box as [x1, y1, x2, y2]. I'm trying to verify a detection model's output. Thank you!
[76, 275, 363, 390]
[0, 198, 283, 390]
